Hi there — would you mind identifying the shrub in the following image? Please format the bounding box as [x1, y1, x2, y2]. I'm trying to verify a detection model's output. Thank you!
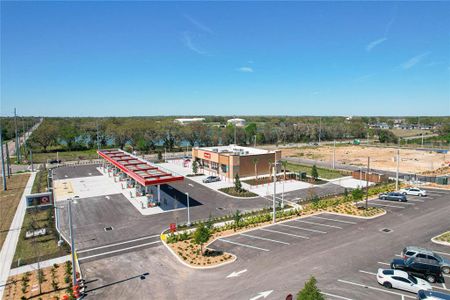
[297, 276, 324, 300]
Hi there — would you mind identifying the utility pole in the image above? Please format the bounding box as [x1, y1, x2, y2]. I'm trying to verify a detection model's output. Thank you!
[365, 157, 370, 210]
[396, 139, 400, 190]
[68, 199, 77, 287]
[421, 133, 424, 147]
[96, 121, 100, 152]
[22, 120, 27, 160]
[332, 140, 336, 169]
[0, 121, 7, 190]
[318, 117, 322, 145]
[5, 142, 11, 178]
[272, 161, 278, 224]
[30, 149, 34, 172]
[14, 108, 20, 163]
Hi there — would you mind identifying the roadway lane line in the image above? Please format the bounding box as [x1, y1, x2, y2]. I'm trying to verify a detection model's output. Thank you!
[260, 228, 309, 239]
[358, 270, 377, 276]
[369, 203, 405, 209]
[77, 234, 160, 254]
[372, 200, 415, 206]
[277, 223, 327, 234]
[310, 216, 357, 224]
[78, 240, 161, 261]
[218, 239, 270, 252]
[240, 233, 290, 245]
[294, 220, 343, 229]
[337, 279, 415, 299]
[321, 292, 354, 300]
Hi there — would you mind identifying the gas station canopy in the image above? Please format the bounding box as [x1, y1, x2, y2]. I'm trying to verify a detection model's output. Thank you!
[98, 149, 184, 186]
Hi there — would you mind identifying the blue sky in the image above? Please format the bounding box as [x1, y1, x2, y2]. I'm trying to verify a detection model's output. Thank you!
[1, 1, 449, 117]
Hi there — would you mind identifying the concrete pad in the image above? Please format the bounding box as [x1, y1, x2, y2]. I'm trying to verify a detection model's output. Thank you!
[329, 176, 375, 189]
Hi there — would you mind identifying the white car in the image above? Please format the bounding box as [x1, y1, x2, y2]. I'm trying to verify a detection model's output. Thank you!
[399, 187, 427, 197]
[377, 268, 432, 293]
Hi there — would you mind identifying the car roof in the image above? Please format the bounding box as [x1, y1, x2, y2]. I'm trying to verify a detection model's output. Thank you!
[411, 257, 441, 266]
[383, 269, 409, 277]
[404, 246, 435, 255]
[419, 290, 450, 299]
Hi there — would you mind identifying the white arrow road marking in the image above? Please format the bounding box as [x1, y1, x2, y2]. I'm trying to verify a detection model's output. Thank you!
[249, 290, 273, 300]
[226, 269, 247, 278]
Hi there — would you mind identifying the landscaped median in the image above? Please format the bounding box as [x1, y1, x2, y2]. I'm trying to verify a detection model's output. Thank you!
[432, 231, 450, 246]
[161, 184, 393, 268]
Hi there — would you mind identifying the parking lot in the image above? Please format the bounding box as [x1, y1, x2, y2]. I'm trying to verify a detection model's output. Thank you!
[79, 184, 450, 300]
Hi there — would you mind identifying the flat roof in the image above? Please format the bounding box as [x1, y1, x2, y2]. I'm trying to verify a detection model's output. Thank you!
[98, 149, 184, 186]
[196, 144, 272, 156]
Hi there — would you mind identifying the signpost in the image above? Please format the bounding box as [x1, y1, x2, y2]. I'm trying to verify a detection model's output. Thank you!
[26, 192, 53, 208]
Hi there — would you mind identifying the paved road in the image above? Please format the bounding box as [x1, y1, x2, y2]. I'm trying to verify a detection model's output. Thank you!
[79, 189, 450, 300]
[1, 118, 42, 158]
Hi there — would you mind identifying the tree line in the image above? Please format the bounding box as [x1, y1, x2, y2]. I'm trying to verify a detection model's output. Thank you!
[0, 117, 40, 141]
[25, 116, 449, 153]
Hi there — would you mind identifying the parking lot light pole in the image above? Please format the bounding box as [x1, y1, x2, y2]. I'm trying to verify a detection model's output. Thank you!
[272, 162, 278, 224]
[365, 157, 370, 210]
[396, 139, 400, 191]
[186, 192, 191, 226]
[68, 199, 77, 287]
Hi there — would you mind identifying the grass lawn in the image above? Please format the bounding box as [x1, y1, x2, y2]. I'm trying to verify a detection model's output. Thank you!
[219, 187, 258, 197]
[31, 170, 49, 194]
[30, 148, 99, 163]
[12, 208, 70, 268]
[0, 174, 30, 250]
[285, 162, 348, 179]
[436, 231, 450, 243]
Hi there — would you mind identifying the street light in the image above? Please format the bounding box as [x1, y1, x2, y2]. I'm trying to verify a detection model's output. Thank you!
[67, 198, 77, 287]
[185, 192, 191, 226]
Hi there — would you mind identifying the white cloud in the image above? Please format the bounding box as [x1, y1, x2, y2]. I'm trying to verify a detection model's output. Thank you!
[237, 67, 254, 73]
[182, 32, 207, 55]
[183, 14, 213, 34]
[401, 52, 431, 70]
[366, 37, 387, 52]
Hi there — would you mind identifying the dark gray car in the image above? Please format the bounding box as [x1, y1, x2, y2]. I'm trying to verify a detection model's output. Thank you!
[379, 192, 407, 202]
[202, 176, 220, 183]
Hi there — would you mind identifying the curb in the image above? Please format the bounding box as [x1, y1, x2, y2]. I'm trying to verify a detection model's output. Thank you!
[431, 233, 450, 247]
[160, 232, 237, 270]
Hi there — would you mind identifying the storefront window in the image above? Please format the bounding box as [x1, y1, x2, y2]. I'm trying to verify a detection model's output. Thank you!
[221, 164, 227, 173]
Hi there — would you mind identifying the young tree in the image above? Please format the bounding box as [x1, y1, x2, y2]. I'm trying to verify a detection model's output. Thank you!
[233, 210, 242, 232]
[351, 188, 364, 202]
[157, 151, 163, 161]
[193, 223, 211, 255]
[297, 276, 324, 300]
[234, 174, 242, 192]
[192, 160, 198, 175]
[311, 165, 319, 182]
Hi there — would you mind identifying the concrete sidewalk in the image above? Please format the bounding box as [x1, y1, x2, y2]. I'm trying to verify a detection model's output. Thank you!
[0, 172, 36, 298]
[9, 255, 71, 277]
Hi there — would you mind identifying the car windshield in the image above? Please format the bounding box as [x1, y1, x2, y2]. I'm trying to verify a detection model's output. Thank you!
[406, 257, 414, 265]
[408, 275, 417, 284]
[433, 253, 443, 262]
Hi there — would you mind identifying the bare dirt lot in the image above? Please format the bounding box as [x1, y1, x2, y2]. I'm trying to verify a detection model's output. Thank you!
[282, 145, 449, 174]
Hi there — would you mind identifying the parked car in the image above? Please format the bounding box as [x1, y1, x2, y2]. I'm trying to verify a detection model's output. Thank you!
[400, 187, 427, 197]
[379, 192, 407, 202]
[202, 176, 220, 183]
[376, 268, 432, 293]
[390, 257, 445, 283]
[402, 246, 450, 274]
[417, 290, 450, 300]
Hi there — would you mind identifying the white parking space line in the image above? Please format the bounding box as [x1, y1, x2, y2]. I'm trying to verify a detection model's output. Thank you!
[369, 203, 405, 209]
[295, 219, 343, 229]
[218, 239, 270, 252]
[259, 228, 309, 239]
[444, 274, 450, 279]
[240, 233, 290, 245]
[188, 183, 194, 187]
[395, 254, 402, 257]
[372, 200, 415, 206]
[337, 279, 415, 299]
[78, 240, 161, 261]
[407, 199, 425, 202]
[432, 285, 449, 292]
[277, 223, 327, 234]
[377, 262, 390, 266]
[358, 270, 377, 276]
[310, 216, 357, 224]
[77, 234, 160, 254]
[321, 292, 354, 300]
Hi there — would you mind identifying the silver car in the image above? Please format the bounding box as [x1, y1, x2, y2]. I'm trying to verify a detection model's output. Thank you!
[402, 246, 450, 274]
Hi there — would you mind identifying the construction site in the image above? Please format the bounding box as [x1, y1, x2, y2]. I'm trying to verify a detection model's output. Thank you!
[282, 145, 449, 175]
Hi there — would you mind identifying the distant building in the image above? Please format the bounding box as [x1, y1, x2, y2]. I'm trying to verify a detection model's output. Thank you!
[192, 144, 281, 180]
[227, 118, 246, 127]
[174, 118, 205, 125]
[369, 122, 390, 130]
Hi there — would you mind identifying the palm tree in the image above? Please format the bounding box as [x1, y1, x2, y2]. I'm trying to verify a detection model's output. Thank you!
[251, 157, 259, 182]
